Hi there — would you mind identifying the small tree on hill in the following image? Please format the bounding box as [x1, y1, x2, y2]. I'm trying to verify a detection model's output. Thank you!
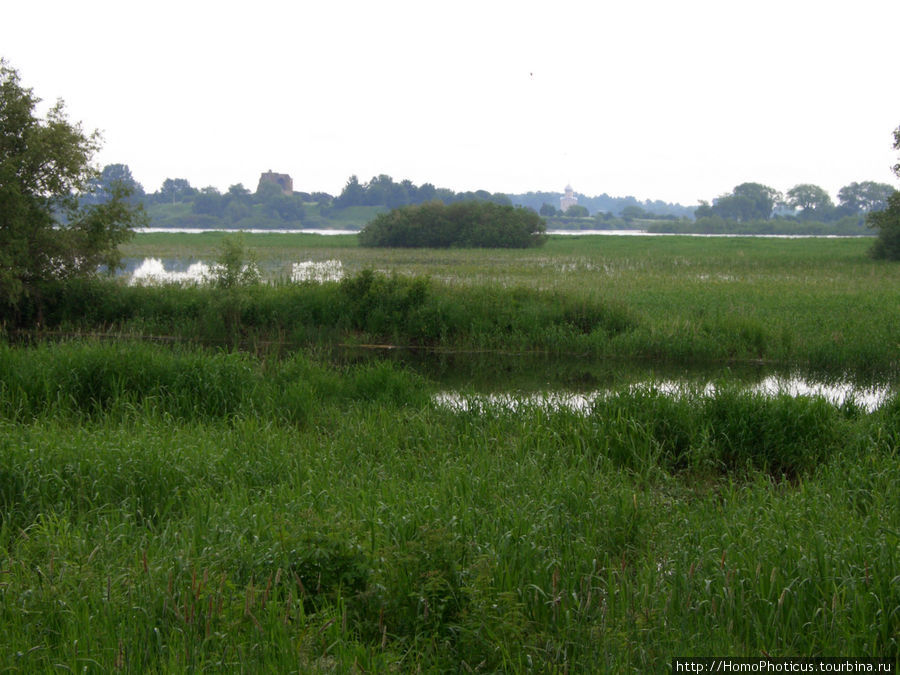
[0, 60, 146, 313]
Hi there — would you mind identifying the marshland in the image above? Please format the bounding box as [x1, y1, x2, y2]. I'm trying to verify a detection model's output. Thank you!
[2, 233, 899, 671]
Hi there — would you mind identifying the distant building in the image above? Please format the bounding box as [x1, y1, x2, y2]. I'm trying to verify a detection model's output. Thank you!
[560, 184, 577, 213]
[258, 170, 293, 195]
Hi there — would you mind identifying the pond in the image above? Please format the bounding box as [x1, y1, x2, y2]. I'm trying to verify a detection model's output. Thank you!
[338, 348, 897, 413]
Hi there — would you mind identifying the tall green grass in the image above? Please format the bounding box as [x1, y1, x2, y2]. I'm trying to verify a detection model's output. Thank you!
[9, 234, 900, 373]
[1, 342, 898, 670]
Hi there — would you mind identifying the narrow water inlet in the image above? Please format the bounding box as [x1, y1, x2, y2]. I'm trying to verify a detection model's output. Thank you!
[434, 375, 894, 413]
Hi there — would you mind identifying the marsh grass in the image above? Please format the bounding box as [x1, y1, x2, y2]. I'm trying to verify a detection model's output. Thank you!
[1, 342, 898, 670]
[9, 233, 899, 373]
[2, 235, 898, 669]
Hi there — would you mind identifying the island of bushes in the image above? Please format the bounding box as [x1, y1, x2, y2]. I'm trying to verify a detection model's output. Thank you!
[358, 200, 547, 248]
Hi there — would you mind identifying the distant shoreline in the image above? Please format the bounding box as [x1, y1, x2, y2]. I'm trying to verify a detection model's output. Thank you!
[136, 227, 874, 239]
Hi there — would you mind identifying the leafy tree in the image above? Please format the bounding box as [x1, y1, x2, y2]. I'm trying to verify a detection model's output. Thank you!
[622, 205, 649, 220]
[157, 177, 195, 204]
[214, 234, 260, 289]
[226, 183, 251, 201]
[894, 126, 900, 179]
[539, 203, 558, 217]
[785, 184, 834, 220]
[711, 183, 781, 221]
[868, 124, 900, 260]
[0, 60, 145, 310]
[83, 163, 144, 204]
[694, 200, 713, 219]
[192, 186, 225, 216]
[564, 204, 590, 218]
[837, 181, 894, 214]
[335, 175, 366, 207]
[868, 191, 900, 259]
[417, 183, 437, 203]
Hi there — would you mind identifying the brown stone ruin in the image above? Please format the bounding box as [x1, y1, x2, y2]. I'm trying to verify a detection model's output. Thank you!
[257, 170, 293, 195]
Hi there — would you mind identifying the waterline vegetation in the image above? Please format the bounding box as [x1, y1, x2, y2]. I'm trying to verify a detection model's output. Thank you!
[5, 235, 900, 374]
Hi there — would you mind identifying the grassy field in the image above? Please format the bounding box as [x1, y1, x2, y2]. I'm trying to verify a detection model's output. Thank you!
[0, 341, 898, 671]
[2, 234, 899, 670]
[56, 234, 900, 374]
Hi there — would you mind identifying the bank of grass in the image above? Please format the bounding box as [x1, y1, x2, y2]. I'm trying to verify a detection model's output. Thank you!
[12, 234, 900, 373]
[0, 341, 898, 670]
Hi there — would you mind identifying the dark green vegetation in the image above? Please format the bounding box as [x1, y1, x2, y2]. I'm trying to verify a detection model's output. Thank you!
[0, 61, 145, 308]
[92, 154, 894, 236]
[0, 340, 898, 670]
[129, 171, 514, 231]
[869, 190, 900, 260]
[359, 200, 547, 248]
[868, 124, 900, 260]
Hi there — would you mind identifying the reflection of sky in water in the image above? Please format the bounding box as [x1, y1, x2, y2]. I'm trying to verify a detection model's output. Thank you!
[435, 376, 893, 413]
[752, 376, 889, 412]
[126, 258, 344, 285]
[130, 258, 214, 285]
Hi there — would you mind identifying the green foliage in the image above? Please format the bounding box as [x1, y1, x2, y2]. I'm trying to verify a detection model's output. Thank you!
[213, 234, 261, 289]
[0, 341, 898, 670]
[339, 269, 430, 338]
[867, 126, 900, 260]
[359, 200, 546, 248]
[894, 124, 900, 179]
[837, 181, 894, 215]
[588, 386, 846, 478]
[709, 182, 782, 221]
[539, 202, 558, 216]
[785, 183, 835, 220]
[564, 204, 589, 217]
[0, 61, 145, 311]
[0, 341, 430, 424]
[868, 190, 900, 260]
[335, 173, 511, 209]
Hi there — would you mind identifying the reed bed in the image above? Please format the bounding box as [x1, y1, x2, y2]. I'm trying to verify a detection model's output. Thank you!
[1, 341, 898, 670]
[9, 234, 898, 374]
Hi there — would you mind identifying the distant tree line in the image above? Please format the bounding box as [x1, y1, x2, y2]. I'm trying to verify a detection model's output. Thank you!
[78, 163, 897, 238]
[80, 167, 516, 229]
[334, 174, 512, 209]
[512, 191, 695, 219]
[359, 201, 546, 248]
[695, 181, 894, 224]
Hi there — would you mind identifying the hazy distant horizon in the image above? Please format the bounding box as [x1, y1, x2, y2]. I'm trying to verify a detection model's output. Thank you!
[3, 1, 898, 205]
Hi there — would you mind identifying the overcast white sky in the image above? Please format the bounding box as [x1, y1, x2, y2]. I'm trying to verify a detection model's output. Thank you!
[3, 0, 898, 205]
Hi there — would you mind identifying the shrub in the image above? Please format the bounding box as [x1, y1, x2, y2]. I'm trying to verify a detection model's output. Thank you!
[868, 190, 900, 260]
[359, 200, 546, 248]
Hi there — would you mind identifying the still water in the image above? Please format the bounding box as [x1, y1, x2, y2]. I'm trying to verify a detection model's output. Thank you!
[340, 349, 896, 413]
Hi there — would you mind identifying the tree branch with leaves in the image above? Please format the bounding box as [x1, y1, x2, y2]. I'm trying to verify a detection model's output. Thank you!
[0, 60, 146, 315]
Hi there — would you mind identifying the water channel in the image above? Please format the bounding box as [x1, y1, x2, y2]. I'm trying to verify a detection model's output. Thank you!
[337, 348, 897, 413]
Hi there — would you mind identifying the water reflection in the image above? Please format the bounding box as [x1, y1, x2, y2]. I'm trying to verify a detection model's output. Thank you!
[122, 258, 345, 284]
[336, 348, 896, 413]
[433, 375, 893, 413]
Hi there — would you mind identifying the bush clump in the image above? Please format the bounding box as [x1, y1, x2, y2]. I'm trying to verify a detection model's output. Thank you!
[358, 200, 546, 248]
